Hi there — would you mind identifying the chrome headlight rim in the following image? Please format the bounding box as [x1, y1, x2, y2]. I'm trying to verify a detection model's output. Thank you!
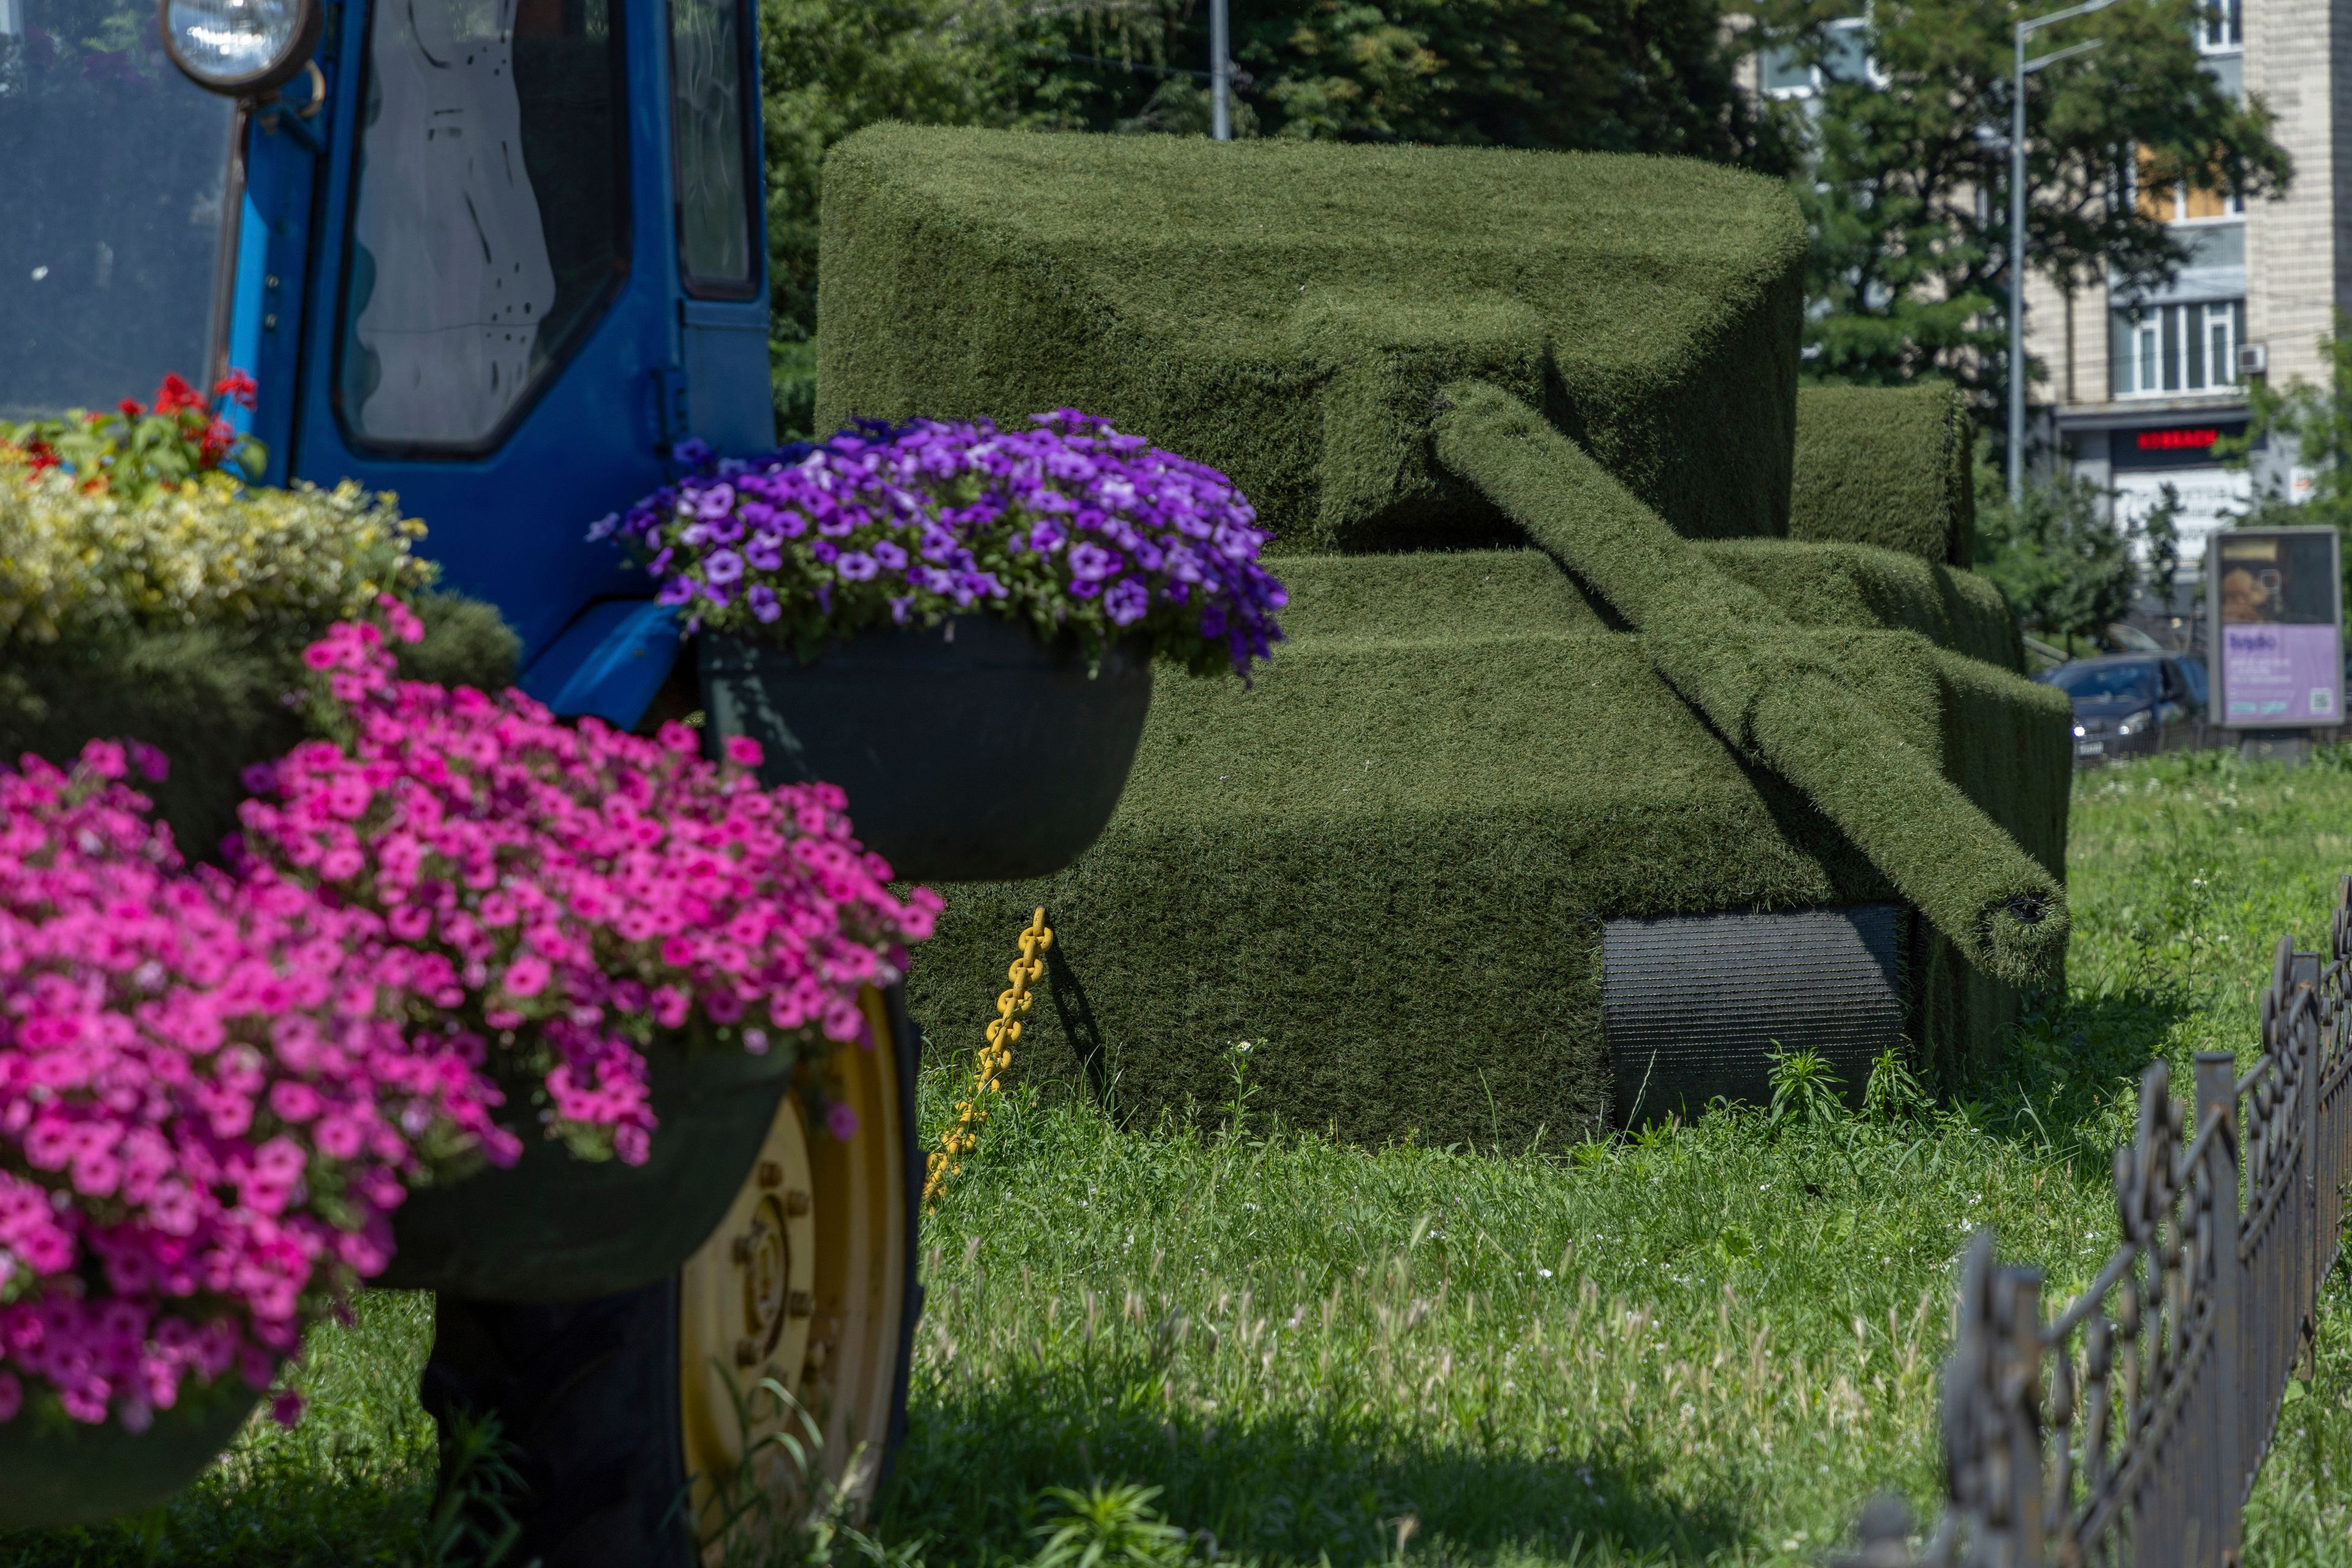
[156, 0, 323, 98]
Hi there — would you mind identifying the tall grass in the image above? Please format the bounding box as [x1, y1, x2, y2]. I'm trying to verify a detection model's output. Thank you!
[9, 748, 2352, 1566]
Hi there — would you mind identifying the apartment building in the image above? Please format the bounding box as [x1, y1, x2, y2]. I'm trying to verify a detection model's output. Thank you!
[1759, 1, 2350, 600]
[2032, 0, 2351, 590]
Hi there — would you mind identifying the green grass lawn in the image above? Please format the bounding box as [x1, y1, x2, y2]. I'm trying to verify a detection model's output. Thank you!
[12, 751, 2352, 1567]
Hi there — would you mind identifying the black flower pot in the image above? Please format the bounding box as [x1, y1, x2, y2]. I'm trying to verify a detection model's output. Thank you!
[0, 1386, 258, 1530]
[376, 1039, 792, 1303]
[698, 615, 1153, 883]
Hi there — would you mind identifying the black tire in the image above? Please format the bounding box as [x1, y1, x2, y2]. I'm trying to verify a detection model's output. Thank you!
[421, 1283, 695, 1568]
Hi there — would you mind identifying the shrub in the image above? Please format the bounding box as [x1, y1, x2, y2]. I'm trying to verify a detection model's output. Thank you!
[0, 464, 434, 647]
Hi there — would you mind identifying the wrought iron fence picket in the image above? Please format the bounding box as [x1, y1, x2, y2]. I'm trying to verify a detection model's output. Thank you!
[1842, 876, 2352, 1568]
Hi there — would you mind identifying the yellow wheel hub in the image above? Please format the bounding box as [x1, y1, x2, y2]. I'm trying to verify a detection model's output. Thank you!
[678, 988, 911, 1547]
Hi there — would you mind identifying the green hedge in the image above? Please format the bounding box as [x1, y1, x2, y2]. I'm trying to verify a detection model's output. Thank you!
[1788, 383, 1976, 567]
[0, 594, 516, 862]
[1270, 543, 2021, 671]
[816, 126, 1808, 548]
[903, 589, 2068, 1150]
[1430, 380, 2065, 986]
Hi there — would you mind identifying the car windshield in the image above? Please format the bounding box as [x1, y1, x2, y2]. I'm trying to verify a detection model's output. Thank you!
[2048, 662, 2157, 703]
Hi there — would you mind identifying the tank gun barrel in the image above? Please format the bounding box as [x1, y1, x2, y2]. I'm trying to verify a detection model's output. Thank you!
[1433, 379, 2067, 986]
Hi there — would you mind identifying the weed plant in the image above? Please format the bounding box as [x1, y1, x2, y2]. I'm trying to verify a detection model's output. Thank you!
[10, 749, 2352, 1566]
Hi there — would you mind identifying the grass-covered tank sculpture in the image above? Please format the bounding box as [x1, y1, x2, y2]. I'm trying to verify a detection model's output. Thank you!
[830, 126, 2070, 1147]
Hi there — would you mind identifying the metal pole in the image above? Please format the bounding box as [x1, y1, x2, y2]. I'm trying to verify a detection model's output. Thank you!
[2010, 20, 2027, 507]
[1210, 0, 1231, 141]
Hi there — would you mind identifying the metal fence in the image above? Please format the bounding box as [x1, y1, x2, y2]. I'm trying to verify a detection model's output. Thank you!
[1845, 876, 2352, 1568]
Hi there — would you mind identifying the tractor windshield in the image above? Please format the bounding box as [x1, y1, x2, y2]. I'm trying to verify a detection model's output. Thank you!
[0, 0, 238, 418]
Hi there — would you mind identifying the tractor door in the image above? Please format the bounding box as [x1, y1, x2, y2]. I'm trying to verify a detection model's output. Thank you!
[235, 0, 771, 701]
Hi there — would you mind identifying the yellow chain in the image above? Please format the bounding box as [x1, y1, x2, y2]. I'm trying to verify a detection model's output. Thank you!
[924, 907, 1052, 1208]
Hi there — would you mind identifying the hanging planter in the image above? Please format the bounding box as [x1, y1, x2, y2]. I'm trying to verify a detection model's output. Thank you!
[699, 616, 1150, 882]
[376, 1037, 795, 1301]
[601, 412, 1287, 883]
[0, 1391, 260, 1532]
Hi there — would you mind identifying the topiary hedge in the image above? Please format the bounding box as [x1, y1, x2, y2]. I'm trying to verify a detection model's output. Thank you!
[816, 126, 1809, 550]
[1430, 379, 2065, 987]
[903, 571, 2068, 1149]
[1788, 383, 1976, 568]
[841, 130, 2068, 1148]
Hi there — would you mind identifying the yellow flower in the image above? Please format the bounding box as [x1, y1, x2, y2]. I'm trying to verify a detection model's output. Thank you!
[0, 470, 437, 644]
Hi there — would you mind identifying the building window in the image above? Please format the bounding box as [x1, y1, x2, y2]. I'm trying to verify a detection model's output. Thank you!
[2199, 0, 2241, 52]
[1758, 17, 1874, 99]
[2136, 148, 2245, 222]
[2113, 300, 2246, 397]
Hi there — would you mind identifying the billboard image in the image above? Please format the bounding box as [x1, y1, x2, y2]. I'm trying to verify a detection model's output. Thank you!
[2211, 529, 2343, 729]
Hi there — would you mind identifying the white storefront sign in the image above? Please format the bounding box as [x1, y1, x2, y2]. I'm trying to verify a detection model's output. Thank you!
[2112, 467, 2254, 578]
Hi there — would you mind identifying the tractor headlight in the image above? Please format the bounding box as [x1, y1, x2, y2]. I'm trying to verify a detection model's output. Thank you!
[159, 0, 320, 96]
[2116, 707, 2154, 737]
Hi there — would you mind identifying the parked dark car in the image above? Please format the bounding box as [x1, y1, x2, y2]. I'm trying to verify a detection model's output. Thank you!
[2040, 654, 2204, 765]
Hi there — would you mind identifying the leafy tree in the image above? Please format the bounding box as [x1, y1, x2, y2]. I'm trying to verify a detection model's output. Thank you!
[1977, 466, 2139, 645]
[1750, 0, 2289, 415]
[2139, 480, 2182, 601]
[759, 0, 1032, 434]
[2222, 311, 2352, 603]
[1227, 0, 1791, 163]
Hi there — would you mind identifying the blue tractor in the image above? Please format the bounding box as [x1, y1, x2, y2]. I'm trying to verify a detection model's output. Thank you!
[3, 0, 920, 1556]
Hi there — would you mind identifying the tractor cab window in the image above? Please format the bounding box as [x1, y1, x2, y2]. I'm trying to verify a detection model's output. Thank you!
[336, 0, 627, 451]
[668, 0, 755, 296]
[0, 0, 238, 418]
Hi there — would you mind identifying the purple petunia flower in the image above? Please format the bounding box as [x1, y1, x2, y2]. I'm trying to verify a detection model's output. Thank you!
[871, 540, 908, 570]
[745, 533, 784, 572]
[704, 549, 744, 586]
[1104, 578, 1150, 627]
[835, 552, 880, 582]
[1066, 542, 1119, 582]
[748, 584, 781, 623]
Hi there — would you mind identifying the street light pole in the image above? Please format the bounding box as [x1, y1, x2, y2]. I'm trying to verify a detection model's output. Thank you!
[2007, 0, 2116, 504]
[1211, 0, 1232, 141]
[2009, 29, 2028, 504]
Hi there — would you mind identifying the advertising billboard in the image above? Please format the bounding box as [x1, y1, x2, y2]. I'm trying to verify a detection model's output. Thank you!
[2208, 527, 2344, 731]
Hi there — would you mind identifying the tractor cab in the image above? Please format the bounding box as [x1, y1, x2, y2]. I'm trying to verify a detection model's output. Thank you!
[3, 0, 761, 723]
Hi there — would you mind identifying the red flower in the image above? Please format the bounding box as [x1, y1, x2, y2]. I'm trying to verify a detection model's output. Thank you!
[214, 369, 259, 411]
[200, 421, 236, 466]
[116, 399, 143, 419]
[153, 373, 205, 417]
